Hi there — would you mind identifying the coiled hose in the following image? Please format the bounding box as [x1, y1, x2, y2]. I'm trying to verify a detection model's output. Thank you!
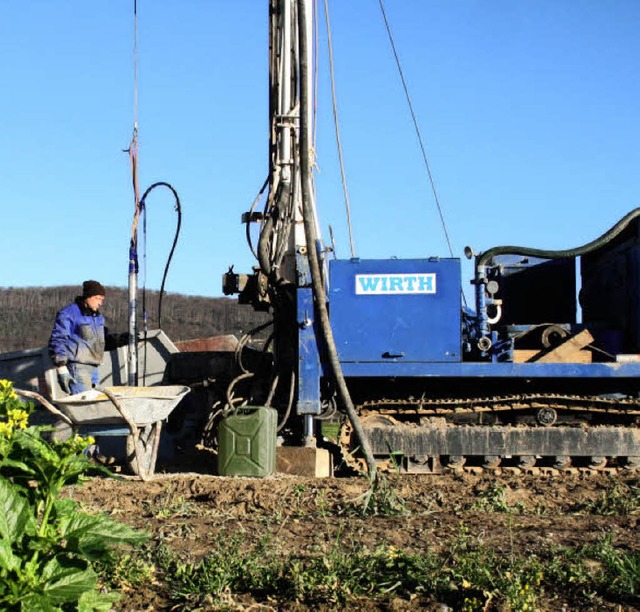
[477, 207, 640, 269]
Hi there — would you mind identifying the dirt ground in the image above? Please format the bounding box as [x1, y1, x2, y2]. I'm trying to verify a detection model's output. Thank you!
[69, 458, 639, 612]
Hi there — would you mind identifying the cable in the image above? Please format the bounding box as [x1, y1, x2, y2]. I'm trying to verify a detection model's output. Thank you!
[245, 177, 269, 260]
[276, 371, 296, 432]
[138, 182, 183, 330]
[377, 0, 454, 259]
[141, 203, 148, 385]
[322, 0, 356, 258]
[234, 319, 273, 374]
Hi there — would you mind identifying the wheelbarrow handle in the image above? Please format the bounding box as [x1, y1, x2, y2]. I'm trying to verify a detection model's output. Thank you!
[14, 388, 74, 426]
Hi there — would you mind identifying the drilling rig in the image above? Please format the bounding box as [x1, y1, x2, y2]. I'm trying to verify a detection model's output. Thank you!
[221, 0, 640, 474]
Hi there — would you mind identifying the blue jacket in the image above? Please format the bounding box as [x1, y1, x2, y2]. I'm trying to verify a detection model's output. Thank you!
[48, 297, 106, 367]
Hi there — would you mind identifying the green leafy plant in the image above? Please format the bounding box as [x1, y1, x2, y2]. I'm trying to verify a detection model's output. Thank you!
[589, 535, 639, 600]
[0, 379, 147, 610]
[95, 546, 157, 596]
[542, 536, 639, 607]
[345, 473, 407, 516]
[469, 483, 525, 514]
[149, 518, 640, 611]
[574, 480, 640, 516]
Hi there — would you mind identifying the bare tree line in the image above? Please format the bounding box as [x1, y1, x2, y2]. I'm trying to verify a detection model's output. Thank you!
[0, 286, 269, 353]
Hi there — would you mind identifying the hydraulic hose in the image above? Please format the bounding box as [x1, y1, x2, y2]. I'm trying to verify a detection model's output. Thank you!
[257, 172, 295, 282]
[472, 207, 640, 349]
[476, 207, 640, 269]
[257, 213, 275, 276]
[297, 0, 378, 481]
[138, 181, 182, 330]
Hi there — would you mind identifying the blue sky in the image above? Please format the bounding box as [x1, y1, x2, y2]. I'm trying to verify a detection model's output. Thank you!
[1, 1, 638, 298]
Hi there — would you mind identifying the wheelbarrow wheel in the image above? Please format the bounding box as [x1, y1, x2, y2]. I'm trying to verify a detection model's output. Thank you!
[125, 422, 161, 477]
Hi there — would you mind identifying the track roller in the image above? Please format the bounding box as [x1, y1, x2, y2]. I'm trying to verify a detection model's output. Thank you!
[447, 455, 466, 469]
[483, 455, 501, 469]
[518, 455, 536, 469]
[554, 456, 572, 469]
[588, 456, 608, 470]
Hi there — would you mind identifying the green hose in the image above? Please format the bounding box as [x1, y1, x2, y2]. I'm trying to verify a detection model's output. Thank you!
[477, 207, 640, 269]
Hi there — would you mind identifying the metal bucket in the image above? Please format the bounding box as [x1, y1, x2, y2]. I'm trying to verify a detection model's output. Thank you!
[217, 406, 277, 477]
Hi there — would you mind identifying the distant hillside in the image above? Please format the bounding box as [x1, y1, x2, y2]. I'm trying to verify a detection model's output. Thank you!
[0, 286, 270, 353]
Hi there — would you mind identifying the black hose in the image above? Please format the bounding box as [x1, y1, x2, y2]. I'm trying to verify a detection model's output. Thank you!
[257, 210, 275, 276]
[139, 181, 182, 330]
[477, 207, 640, 268]
[257, 177, 295, 283]
[245, 177, 269, 261]
[297, 1, 378, 481]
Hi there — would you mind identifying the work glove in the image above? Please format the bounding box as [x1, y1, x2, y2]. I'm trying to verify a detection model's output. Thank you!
[56, 365, 77, 394]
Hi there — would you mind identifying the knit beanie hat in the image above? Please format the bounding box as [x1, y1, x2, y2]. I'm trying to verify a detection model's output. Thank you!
[82, 280, 106, 298]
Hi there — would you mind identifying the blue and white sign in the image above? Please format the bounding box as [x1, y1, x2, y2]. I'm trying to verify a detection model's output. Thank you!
[355, 273, 437, 295]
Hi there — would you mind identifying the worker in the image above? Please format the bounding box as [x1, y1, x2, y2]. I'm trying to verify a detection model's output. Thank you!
[48, 280, 126, 395]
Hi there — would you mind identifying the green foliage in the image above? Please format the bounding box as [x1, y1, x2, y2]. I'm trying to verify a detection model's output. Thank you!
[96, 546, 157, 595]
[0, 379, 148, 611]
[592, 535, 640, 599]
[346, 473, 407, 516]
[445, 526, 543, 611]
[573, 479, 640, 515]
[320, 421, 340, 442]
[468, 483, 525, 514]
[543, 535, 639, 607]
[157, 534, 437, 607]
[155, 527, 547, 610]
[121, 512, 640, 611]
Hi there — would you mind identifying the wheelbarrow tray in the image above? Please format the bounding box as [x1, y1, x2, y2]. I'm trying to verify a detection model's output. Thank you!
[54, 385, 190, 427]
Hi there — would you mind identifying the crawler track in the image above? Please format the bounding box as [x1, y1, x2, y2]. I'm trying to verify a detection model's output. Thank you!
[338, 393, 640, 475]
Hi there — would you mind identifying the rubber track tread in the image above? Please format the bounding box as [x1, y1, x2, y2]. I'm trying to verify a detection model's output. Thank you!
[338, 393, 640, 475]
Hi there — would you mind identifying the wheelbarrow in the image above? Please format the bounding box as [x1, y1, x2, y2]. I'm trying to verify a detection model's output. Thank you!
[16, 385, 190, 480]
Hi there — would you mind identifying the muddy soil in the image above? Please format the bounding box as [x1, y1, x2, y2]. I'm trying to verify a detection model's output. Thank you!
[68, 462, 640, 612]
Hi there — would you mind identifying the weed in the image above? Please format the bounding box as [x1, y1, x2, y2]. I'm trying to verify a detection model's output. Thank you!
[312, 488, 332, 517]
[96, 546, 157, 593]
[589, 535, 640, 600]
[157, 534, 283, 605]
[144, 487, 197, 519]
[345, 473, 407, 516]
[574, 480, 640, 516]
[443, 525, 544, 611]
[543, 535, 640, 607]
[154, 524, 547, 610]
[159, 498, 195, 519]
[469, 483, 525, 513]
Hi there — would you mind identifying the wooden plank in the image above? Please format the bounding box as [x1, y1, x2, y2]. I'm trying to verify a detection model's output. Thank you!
[536, 329, 594, 363]
[514, 349, 592, 364]
[514, 350, 540, 363]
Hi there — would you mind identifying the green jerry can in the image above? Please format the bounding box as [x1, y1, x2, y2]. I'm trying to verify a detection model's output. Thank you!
[217, 406, 278, 477]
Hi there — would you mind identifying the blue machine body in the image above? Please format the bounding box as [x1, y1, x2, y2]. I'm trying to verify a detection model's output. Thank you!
[329, 258, 461, 369]
[324, 247, 640, 382]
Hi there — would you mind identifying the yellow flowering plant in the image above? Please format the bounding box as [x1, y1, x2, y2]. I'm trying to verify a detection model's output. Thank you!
[0, 379, 31, 440]
[0, 379, 147, 610]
